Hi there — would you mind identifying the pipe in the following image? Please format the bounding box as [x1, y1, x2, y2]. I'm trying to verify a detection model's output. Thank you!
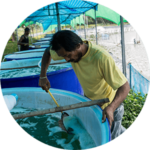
[56, 3, 61, 31]
[35, 24, 38, 39]
[120, 16, 127, 77]
[84, 13, 86, 39]
[13, 98, 109, 120]
[16, 28, 20, 51]
[95, 6, 98, 45]
[79, 15, 81, 37]
[129, 63, 132, 88]
[29, 25, 33, 44]
[40, 26, 42, 39]
[87, 16, 88, 36]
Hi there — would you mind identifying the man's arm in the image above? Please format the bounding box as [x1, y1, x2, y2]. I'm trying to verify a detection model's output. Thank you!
[102, 81, 130, 128]
[109, 81, 130, 111]
[40, 48, 51, 77]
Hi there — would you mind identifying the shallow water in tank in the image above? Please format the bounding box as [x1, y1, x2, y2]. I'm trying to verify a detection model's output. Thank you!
[10, 107, 96, 149]
[0, 64, 71, 79]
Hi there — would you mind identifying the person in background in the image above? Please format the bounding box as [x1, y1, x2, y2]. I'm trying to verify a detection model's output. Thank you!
[18, 27, 30, 51]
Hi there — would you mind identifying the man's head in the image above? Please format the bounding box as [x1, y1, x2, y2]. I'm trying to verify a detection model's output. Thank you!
[50, 30, 84, 62]
[24, 27, 30, 36]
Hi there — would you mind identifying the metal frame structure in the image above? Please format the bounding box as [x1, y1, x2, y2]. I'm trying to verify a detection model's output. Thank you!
[120, 16, 127, 76]
[84, 12, 86, 39]
[16, 28, 20, 51]
[94, 6, 98, 45]
[23, 1, 127, 76]
[23, 0, 98, 30]
[56, 3, 61, 31]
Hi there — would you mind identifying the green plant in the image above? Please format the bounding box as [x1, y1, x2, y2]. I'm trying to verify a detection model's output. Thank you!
[90, 34, 95, 39]
[122, 89, 147, 129]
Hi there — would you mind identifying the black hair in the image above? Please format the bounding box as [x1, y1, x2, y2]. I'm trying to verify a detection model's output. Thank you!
[50, 30, 83, 52]
[25, 27, 30, 32]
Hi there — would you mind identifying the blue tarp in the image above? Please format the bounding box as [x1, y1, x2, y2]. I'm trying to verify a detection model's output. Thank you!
[127, 63, 150, 95]
[25, 0, 98, 31]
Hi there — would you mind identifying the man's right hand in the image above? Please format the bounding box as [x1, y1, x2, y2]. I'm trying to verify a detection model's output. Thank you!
[39, 78, 51, 92]
[25, 43, 29, 46]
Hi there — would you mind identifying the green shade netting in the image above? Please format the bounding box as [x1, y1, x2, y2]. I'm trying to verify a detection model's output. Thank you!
[36, 22, 43, 27]
[76, 14, 84, 25]
[24, 21, 34, 27]
[44, 24, 69, 33]
[70, 14, 85, 29]
[85, 4, 127, 25]
[19, 20, 26, 27]
[18, 21, 35, 29]
[44, 25, 57, 33]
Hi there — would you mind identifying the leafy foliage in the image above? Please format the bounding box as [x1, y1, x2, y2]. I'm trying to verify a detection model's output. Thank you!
[122, 89, 147, 129]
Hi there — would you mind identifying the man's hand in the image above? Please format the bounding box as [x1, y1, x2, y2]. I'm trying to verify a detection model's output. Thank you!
[39, 78, 51, 92]
[24, 43, 29, 46]
[102, 105, 114, 128]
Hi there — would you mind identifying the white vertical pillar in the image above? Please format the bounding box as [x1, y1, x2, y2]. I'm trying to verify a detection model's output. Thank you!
[95, 6, 98, 45]
[79, 16, 81, 37]
[120, 16, 126, 76]
[84, 13, 86, 39]
[29, 25, 32, 44]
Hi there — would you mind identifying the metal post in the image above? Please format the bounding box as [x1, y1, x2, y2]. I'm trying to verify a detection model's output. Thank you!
[75, 18, 76, 31]
[79, 16, 81, 36]
[87, 16, 88, 36]
[129, 63, 132, 88]
[32, 24, 34, 37]
[35, 24, 38, 39]
[84, 13, 86, 39]
[29, 25, 33, 44]
[56, 3, 61, 31]
[95, 6, 98, 45]
[40, 26, 42, 39]
[16, 28, 20, 51]
[120, 16, 127, 77]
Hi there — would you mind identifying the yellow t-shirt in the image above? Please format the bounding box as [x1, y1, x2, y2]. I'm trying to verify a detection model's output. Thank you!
[50, 41, 127, 109]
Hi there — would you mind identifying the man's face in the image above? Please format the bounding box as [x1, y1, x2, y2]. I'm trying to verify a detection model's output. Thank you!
[25, 31, 30, 36]
[56, 45, 82, 63]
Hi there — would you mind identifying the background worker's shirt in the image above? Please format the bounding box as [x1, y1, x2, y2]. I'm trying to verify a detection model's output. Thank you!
[20, 35, 29, 51]
[50, 41, 127, 109]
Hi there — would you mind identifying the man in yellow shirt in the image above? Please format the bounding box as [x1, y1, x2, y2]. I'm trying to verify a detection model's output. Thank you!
[39, 30, 130, 140]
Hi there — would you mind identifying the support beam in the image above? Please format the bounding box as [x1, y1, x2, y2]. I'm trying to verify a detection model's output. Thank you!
[35, 24, 38, 39]
[75, 17, 76, 31]
[16, 28, 20, 51]
[40, 26, 42, 39]
[84, 13, 86, 39]
[95, 6, 98, 45]
[120, 16, 127, 77]
[87, 15, 88, 36]
[56, 3, 61, 31]
[31, 24, 34, 37]
[37, 7, 97, 11]
[79, 16, 81, 36]
[29, 25, 33, 44]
